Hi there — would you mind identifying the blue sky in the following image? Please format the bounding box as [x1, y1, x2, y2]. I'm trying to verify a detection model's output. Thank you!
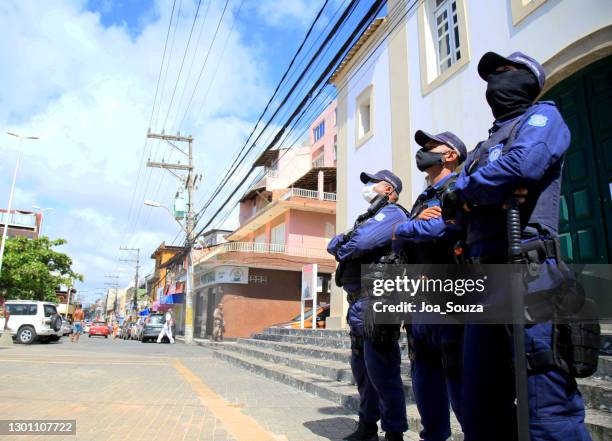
[0, 0, 379, 305]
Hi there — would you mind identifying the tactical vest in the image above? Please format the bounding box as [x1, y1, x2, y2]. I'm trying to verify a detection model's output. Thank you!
[402, 174, 459, 264]
[465, 102, 564, 249]
[337, 201, 396, 290]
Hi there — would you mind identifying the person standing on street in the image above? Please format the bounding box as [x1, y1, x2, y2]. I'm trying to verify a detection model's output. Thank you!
[212, 303, 225, 342]
[157, 311, 175, 344]
[450, 51, 591, 441]
[70, 304, 85, 343]
[327, 169, 408, 441]
[395, 130, 467, 441]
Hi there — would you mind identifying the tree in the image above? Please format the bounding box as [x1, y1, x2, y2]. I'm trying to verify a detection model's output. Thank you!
[0, 236, 83, 302]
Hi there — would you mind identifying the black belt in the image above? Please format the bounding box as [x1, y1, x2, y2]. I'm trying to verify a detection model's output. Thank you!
[346, 291, 369, 303]
[466, 238, 559, 265]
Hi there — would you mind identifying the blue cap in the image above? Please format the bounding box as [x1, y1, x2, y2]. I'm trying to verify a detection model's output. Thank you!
[360, 169, 403, 194]
[414, 130, 467, 163]
[478, 51, 545, 90]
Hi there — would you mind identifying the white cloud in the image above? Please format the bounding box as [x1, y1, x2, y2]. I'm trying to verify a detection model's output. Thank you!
[0, 0, 273, 299]
[248, 0, 322, 28]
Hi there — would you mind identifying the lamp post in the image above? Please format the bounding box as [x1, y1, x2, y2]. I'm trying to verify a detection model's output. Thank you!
[0, 132, 39, 275]
[144, 199, 195, 344]
[32, 206, 53, 237]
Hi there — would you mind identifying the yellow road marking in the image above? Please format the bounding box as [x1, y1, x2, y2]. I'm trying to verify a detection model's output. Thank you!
[172, 359, 284, 441]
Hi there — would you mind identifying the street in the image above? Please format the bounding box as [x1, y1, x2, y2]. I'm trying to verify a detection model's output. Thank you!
[0, 337, 416, 441]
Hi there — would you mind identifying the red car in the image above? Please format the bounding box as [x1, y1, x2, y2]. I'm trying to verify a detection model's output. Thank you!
[89, 321, 110, 338]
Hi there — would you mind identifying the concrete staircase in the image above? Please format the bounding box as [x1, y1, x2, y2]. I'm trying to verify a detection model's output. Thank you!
[207, 327, 612, 441]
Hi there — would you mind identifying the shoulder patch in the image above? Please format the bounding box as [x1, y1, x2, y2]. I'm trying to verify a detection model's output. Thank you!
[527, 114, 548, 127]
[488, 144, 503, 162]
[374, 212, 386, 222]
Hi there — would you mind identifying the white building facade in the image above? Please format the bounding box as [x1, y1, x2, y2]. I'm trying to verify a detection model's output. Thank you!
[327, 0, 612, 328]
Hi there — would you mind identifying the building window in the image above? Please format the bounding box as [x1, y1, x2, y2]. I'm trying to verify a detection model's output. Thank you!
[249, 275, 267, 284]
[313, 121, 325, 142]
[510, 0, 548, 26]
[417, 0, 470, 95]
[355, 85, 374, 147]
[434, 0, 461, 74]
[312, 153, 325, 168]
[270, 222, 285, 246]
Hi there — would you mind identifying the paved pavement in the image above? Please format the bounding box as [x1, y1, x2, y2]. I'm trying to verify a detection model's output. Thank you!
[0, 336, 419, 441]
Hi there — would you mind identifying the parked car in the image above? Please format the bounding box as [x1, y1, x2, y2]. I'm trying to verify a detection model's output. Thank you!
[89, 321, 110, 338]
[60, 317, 72, 336]
[141, 313, 168, 343]
[83, 321, 92, 333]
[272, 304, 330, 329]
[0, 300, 63, 344]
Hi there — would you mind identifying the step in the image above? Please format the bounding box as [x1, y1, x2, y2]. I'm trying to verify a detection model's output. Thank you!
[264, 327, 349, 339]
[596, 356, 612, 379]
[238, 337, 352, 363]
[212, 346, 463, 440]
[253, 332, 353, 349]
[577, 377, 612, 413]
[210, 341, 355, 384]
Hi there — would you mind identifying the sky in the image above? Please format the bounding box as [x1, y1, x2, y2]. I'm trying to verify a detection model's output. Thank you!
[0, 0, 350, 305]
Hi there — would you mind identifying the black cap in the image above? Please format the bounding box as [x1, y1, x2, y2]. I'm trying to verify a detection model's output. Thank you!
[478, 51, 545, 91]
[414, 130, 467, 163]
[360, 169, 403, 194]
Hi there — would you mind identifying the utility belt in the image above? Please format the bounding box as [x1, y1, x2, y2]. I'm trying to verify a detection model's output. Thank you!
[464, 237, 560, 265]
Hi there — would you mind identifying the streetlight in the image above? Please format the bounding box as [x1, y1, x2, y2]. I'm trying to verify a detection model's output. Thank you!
[32, 206, 54, 237]
[144, 200, 188, 233]
[0, 132, 39, 275]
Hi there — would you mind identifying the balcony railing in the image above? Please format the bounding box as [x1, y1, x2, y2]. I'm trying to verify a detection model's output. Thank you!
[281, 188, 336, 202]
[195, 241, 331, 263]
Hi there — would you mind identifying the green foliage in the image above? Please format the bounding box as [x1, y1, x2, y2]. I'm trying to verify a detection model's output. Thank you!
[0, 236, 83, 302]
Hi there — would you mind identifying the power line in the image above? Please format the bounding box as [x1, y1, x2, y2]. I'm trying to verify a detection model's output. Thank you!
[193, 0, 387, 238]
[176, 0, 232, 131]
[193, 0, 357, 226]
[161, 0, 204, 131]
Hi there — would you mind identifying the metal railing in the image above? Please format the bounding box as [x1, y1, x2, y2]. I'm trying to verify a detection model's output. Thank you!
[195, 241, 331, 263]
[281, 187, 337, 201]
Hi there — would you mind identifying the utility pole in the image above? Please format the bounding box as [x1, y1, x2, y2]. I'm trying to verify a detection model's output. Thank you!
[146, 132, 197, 344]
[120, 247, 140, 313]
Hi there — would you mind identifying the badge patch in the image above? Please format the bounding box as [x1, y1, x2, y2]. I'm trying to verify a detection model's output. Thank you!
[374, 212, 386, 221]
[527, 114, 548, 127]
[488, 144, 503, 162]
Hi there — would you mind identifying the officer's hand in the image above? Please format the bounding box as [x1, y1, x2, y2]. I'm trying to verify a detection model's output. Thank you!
[417, 206, 442, 220]
[502, 188, 528, 208]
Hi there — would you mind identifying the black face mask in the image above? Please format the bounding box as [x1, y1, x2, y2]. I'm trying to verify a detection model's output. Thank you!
[485, 69, 540, 120]
[416, 149, 444, 172]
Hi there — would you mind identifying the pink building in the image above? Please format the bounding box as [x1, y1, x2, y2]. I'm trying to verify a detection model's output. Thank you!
[193, 102, 338, 339]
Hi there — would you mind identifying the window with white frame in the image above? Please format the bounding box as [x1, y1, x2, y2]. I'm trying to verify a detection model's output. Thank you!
[434, 0, 461, 74]
[254, 231, 266, 244]
[417, 0, 470, 95]
[313, 121, 325, 142]
[312, 152, 325, 168]
[355, 85, 373, 146]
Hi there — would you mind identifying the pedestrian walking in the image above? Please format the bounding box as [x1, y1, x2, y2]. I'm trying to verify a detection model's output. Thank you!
[157, 311, 175, 344]
[212, 303, 225, 342]
[70, 304, 85, 343]
[112, 321, 119, 339]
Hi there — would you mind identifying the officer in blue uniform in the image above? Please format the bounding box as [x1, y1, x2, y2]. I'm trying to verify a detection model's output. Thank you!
[452, 52, 591, 441]
[395, 130, 467, 441]
[327, 170, 408, 441]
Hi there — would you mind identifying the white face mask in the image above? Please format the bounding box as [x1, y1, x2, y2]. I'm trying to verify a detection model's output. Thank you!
[361, 183, 378, 203]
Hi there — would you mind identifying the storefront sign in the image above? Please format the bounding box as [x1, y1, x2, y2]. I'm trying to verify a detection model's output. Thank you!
[199, 266, 249, 288]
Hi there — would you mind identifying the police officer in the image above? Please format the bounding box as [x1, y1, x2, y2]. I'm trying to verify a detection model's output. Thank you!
[327, 170, 408, 441]
[394, 130, 467, 441]
[451, 52, 591, 441]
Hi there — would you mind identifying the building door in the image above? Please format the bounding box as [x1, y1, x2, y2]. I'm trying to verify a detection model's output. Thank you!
[194, 292, 203, 337]
[544, 55, 612, 263]
[205, 288, 216, 336]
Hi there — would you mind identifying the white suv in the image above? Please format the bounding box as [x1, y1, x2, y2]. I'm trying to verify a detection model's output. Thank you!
[0, 300, 63, 344]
